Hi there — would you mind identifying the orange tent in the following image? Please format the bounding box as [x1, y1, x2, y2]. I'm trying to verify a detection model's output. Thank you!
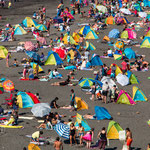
[105, 16, 115, 25]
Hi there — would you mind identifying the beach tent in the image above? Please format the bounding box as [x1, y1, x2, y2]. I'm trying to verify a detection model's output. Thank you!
[114, 40, 124, 50]
[107, 64, 123, 76]
[75, 113, 91, 131]
[26, 51, 40, 61]
[90, 54, 103, 66]
[116, 74, 129, 86]
[145, 30, 150, 37]
[30, 62, 43, 74]
[126, 71, 139, 84]
[134, 3, 142, 12]
[143, 0, 150, 7]
[0, 83, 4, 94]
[121, 29, 137, 39]
[133, 86, 147, 102]
[95, 106, 112, 120]
[124, 48, 136, 59]
[26, 92, 40, 104]
[2, 80, 15, 93]
[121, 17, 130, 24]
[108, 29, 120, 38]
[107, 121, 123, 140]
[85, 30, 99, 39]
[101, 76, 117, 89]
[72, 32, 80, 43]
[53, 47, 66, 60]
[62, 33, 76, 45]
[85, 41, 96, 50]
[105, 16, 115, 25]
[14, 24, 27, 35]
[24, 41, 35, 51]
[36, 24, 47, 31]
[28, 143, 40, 150]
[79, 25, 94, 35]
[96, 5, 108, 13]
[31, 103, 51, 117]
[54, 123, 70, 139]
[75, 97, 88, 111]
[0, 46, 8, 59]
[67, 48, 81, 60]
[22, 17, 38, 27]
[36, 36, 47, 45]
[45, 51, 63, 66]
[140, 37, 150, 48]
[120, 8, 131, 15]
[116, 90, 136, 105]
[79, 78, 95, 88]
[103, 35, 110, 41]
[17, 91, 40, 108]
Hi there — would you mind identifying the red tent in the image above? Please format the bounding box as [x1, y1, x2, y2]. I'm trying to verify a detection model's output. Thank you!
[26, 92, 40, 104]
[53, 47, 66, 60]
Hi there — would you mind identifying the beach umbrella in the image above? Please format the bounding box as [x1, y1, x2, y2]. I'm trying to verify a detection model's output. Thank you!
[36, 36, 47, 45]
[78, 78, 95, 88]
[120, 8, 131, 15]
[53, 47, 66, 60]
[2, 80, 15, 93]
[31, 103, 51, 117]
[96, 5, 108, 13]
[26, 51, 40, 61]
[24, 41, 35, 51]
[54, 123, 70, 139]
[114, 40, 124, 50]
[36, 24, 47, 31]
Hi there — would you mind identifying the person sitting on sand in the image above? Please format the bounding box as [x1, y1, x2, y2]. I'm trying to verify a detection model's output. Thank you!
[147, 143, 150, 150]
[1, 115, 15, 126]
[28, 66, 34, 80]
[77, 123, 85, 146]
[50, 97, 59, 109]
[51, 75, 71, 86]
[31, 131, 43, 143]
[37, 119, 52, 130]
[53, 137, 63, 150]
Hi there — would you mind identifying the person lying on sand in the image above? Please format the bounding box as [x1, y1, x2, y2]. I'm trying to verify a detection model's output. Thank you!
[0, 115, 15, 126]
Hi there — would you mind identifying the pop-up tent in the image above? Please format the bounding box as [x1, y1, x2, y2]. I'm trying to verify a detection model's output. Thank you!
[53, 47, 66, 60]
[105, 16, 115, 25]
[79, 25, 94, 35]
[17, 91, 40, 108]
[14, 24, 27, 35]
[75, 113, 91, 131]
[140, 37, 150, 48]
[96, 5, 108, 13]
[85, 30, 99, 39]
[90, 54, 103, 66]
[62, 33, 77, 45]
[143, 0, 150, 7]
[107, 64, 123, 76]
[116, 90, 136, 105]
[30, 62, 44, 74]
[75, 97, 88, 111]
[107, 121, 123, 140]
[22, 17, 38, 27]
[133, 86, 147, 102]
[45, 51, 63, 66]
[85, 41, 96, 50]
[121, 29, 137, 39]
[126, 71, 139, 84]
[108, 29, 120, 38]
[36, 24, 47, 31]
[72, 32, 80, 43]
[0, 46, 8, 59]
[124, 48, 136, 60]
[95, 106, 112, 120]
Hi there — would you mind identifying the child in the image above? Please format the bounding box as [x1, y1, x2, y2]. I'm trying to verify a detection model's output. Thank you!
[22, 67, 27, 79]
[13, 58, 19, 67]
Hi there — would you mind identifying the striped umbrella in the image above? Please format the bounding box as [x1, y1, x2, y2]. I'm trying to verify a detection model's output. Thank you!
[54, 123, 70, 139]
[2, 80, 15, 93]
[78, 78, 95, 88]
[114, 40, 124, 51]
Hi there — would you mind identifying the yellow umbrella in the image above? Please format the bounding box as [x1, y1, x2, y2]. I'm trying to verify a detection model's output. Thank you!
[28, 143, 40, 150]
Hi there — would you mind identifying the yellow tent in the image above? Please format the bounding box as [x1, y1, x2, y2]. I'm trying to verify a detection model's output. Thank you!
[107, 121, 123, 140]
[62, 33, 77, 45]
[0, 46, 8, 59]
[75, 97, 88, 111]
[28, 143, 40, 150]
[145, 30, 150, 37]
[103, 35, 110, 41]
[109, 64, 122, 76]
[30, 62, 43, 74]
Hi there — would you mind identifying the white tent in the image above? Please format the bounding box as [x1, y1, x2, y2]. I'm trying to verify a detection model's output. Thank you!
[116, 73, 129, 86]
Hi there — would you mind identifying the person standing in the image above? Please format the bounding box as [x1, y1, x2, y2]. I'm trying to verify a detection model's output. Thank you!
[121, 60, 127, 74]
[147, 143, 150, 150]
[102, 82, 109, 104]
[126, 128, 133, 150]
[53, 137, 63, 150]
[70, 123, 77, 146]
[70, 89, 75, 111]
[6, 52, 11, 67]
[97, 127, 107, 150]
[77, 123, 85, 146]
[90, 82, 96, 101]
[110, 64, 116, 79]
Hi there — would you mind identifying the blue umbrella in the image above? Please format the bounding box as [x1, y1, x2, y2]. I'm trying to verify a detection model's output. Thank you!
[54, 123, 70, 139]
[26, 51, 40, 61]
[78, 78, 95, 88]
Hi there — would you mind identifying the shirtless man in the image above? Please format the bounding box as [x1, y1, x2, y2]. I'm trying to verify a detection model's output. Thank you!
[53, 137, 63, 150]
[126, 128, 132, 150]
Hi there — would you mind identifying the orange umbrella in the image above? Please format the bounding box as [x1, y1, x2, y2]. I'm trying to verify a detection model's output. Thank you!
[2, 80, 15, 93]
[28, 143, 40, 150]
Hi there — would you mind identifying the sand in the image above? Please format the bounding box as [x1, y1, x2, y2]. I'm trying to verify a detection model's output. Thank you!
[0, 0, 150, 149]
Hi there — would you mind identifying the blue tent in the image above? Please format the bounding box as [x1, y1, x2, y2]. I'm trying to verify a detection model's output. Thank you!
[118, 0, 122, 8]
[95, 106, 112, 120]
[143, 0, 150, 7]
[26, 51, 40, 61]
[90, 54, 103, 66]
[80, 25, 93, 35]
[108, 29, 120, 38]
[124, 48, 136, 60]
